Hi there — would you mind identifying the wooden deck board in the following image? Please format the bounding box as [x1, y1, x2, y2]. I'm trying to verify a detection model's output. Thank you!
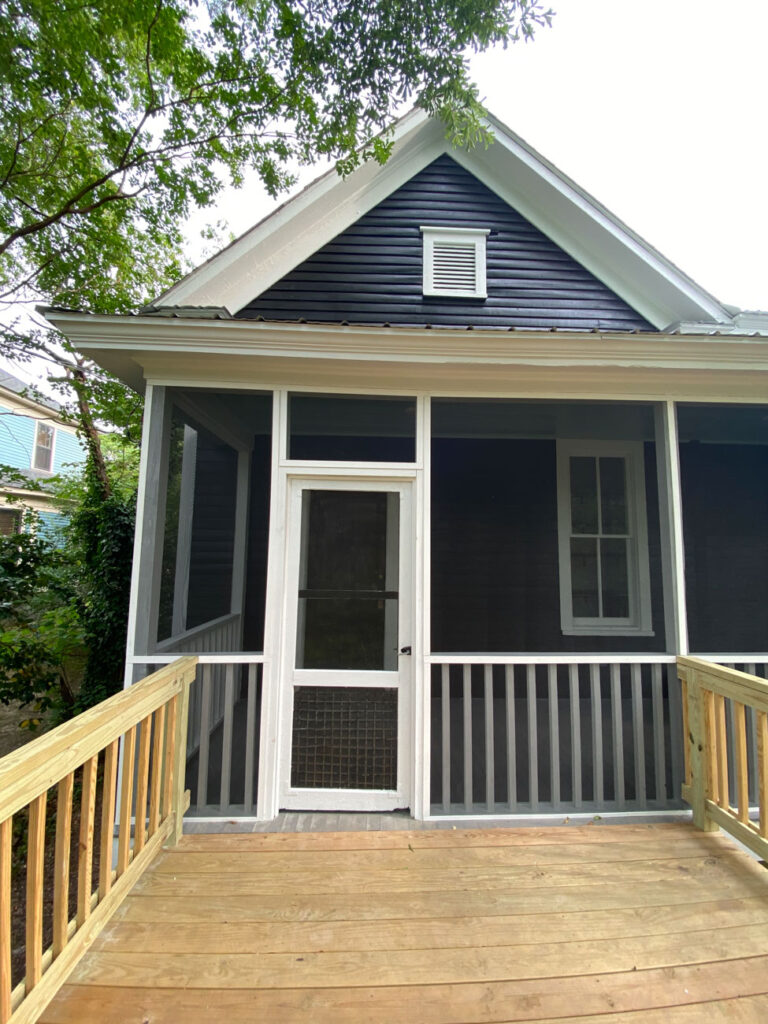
[39, 822, 768, 1023]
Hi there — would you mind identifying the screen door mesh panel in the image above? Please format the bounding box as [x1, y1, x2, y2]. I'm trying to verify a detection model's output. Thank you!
[291, 687, 398, 790]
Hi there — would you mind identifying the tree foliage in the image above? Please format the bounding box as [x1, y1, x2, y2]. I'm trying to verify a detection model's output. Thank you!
[1, 0, 552, 321]
[0, 524, 83, 719]
[0, 0, 552, 713]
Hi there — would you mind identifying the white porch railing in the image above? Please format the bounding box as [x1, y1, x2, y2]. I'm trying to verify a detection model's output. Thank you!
[132, 654, 265, 817]
[153, 612, 241, 656]
[427, 656, 683, 815]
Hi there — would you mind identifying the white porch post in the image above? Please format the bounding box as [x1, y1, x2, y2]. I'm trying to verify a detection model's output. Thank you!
[124, 384, 170, 684]
[229, 446, 252, 649]
[655, 400, 689, 655]
[256, 388, 288, 819]
[414, 394, 431, 820]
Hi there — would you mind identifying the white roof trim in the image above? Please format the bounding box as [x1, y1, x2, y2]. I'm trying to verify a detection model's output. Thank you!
[155, 107, 734, 330]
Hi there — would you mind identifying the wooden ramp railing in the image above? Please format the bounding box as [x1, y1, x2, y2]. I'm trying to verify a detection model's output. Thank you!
[679, 655, 768, 859]
[0, 657, 198, 1024]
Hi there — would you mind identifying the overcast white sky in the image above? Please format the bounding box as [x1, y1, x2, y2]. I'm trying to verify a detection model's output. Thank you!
[190, 0, 768, 313]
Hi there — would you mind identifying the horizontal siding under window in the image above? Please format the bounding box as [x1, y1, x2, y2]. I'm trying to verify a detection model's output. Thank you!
[237, 155, 653, 332]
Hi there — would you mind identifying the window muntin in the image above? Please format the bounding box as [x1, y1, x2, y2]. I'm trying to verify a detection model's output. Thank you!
[557, 440, 652, 635]
[32, 421, 54, 472]
[420, 226, 489, 299]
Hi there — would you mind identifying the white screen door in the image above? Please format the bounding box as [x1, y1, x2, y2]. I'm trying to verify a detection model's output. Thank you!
[279, 478, 412, 811]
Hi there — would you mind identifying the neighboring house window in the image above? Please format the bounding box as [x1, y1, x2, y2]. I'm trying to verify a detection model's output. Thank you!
[33, 421, 54, 472]
[0, 508, 21, 536]
[556, 440, 652, 636]
[420, 226, 489, 298]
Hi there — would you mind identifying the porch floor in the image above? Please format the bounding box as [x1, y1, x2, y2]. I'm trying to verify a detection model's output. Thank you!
[40, 823, 768, 1023]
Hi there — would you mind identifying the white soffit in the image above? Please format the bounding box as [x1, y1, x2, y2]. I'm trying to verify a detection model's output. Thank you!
[155, 107, 733, 331]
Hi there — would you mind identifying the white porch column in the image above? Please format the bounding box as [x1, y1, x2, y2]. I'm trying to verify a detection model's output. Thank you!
[414, 394, 430, 820]
[654, 400, 689, 655]
[124, 384, 170, 684]
[256, 389, 288, 819]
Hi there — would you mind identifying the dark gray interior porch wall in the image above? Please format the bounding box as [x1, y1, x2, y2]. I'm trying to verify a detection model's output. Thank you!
[186, 431, 238, 629]
[680, 443, 768, 652]
[430, 437, 666, 653]
[237, 155, 654, 331]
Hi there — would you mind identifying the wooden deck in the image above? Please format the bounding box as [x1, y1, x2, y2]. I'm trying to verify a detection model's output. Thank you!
[39, 822, 768, 1023]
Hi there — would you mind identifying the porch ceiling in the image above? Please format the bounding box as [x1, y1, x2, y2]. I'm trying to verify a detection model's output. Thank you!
[40, 822, 768, 1023]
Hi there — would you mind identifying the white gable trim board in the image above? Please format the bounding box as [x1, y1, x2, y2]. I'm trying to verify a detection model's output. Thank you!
[154, 109, 733, 331]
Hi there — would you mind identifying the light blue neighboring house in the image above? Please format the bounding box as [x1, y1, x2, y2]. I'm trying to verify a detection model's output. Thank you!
[0, 370, 86, 541]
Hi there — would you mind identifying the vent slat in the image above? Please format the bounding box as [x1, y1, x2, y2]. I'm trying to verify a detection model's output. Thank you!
[432, 241, 477, 292]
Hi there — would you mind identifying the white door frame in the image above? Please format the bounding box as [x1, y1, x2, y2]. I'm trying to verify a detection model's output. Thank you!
[277, 473, 416, 811]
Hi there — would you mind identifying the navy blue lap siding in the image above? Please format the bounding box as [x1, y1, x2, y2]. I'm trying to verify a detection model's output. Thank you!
[237, 155, 653, 331]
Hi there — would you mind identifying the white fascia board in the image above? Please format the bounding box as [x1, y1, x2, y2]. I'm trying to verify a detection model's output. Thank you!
[455, 114, 732, 330]
[157, 109, 445, 313]
[44, 312, 768, 377]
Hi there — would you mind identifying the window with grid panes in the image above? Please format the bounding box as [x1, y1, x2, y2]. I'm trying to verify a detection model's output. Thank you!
[556, 440, 652, 635]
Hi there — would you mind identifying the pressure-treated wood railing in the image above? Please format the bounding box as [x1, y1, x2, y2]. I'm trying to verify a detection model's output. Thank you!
[0, 657, 198, 1024]
[679, 656, 768, 859]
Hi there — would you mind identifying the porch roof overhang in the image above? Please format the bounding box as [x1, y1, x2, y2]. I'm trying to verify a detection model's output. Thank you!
[43, 309, 768, 404]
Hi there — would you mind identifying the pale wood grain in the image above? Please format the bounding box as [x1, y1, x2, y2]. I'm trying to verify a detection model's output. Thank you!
[147, 705, 165, 838]
[76, 757, 98, 927]
[758, 709, 768, 839]
[0, 818, 11, 1024]
[118, 871, 768, 924]
[176, 821, 705, 852]
[25, 792, 47, 991]
[116, 728, 136, 877]
[98, 742, 118, 900]
[733, 700, 750, 823]
[133, 718, 152, 855]
[134, 851, 752, 898]
[37, 963, 768, 1024]
[9, 819, 173, 1024]
[0, 658, 197, 823]
[94, 897, 768, 955]
[67, 923, 768, 989]
[151, 837, 736, 874]
[52, 774, 74, 956]
[160, 696, 177, 821]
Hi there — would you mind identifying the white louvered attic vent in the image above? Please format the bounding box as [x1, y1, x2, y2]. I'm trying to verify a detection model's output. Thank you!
[421, 226, 489, 299]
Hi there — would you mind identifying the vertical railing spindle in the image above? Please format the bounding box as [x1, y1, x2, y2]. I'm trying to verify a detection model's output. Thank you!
[25, 792, 46, 991]
[52, 774, 73, 956]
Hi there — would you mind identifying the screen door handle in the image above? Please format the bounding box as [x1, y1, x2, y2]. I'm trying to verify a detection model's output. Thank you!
[399, 645, 412, 655]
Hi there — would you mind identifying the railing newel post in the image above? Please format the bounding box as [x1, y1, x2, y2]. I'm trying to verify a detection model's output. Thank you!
[169, 661, 195, 846]
[680, 658, 719, 833]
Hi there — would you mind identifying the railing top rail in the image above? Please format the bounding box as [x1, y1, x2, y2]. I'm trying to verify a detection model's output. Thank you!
[154, 612, 239, 653]
[678, 656, 768, 714]
[427, 654, 677, 665]
[130, 653, 265, 665]
[0, 656, 198, 823]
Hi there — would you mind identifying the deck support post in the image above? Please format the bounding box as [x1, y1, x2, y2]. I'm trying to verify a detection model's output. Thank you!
[685, 670, 719, 833]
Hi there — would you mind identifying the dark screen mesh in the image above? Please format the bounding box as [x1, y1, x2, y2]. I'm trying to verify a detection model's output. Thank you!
[291, 687, 397, 790]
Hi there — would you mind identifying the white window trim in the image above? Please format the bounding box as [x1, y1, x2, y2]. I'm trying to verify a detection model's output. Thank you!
[556, 439, 653, 637]
[420, 226, 489, 299]
[32, 420, 55, 474]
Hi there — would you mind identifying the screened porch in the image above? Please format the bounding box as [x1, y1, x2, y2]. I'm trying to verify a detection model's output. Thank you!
[127, 388, 768, 821]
